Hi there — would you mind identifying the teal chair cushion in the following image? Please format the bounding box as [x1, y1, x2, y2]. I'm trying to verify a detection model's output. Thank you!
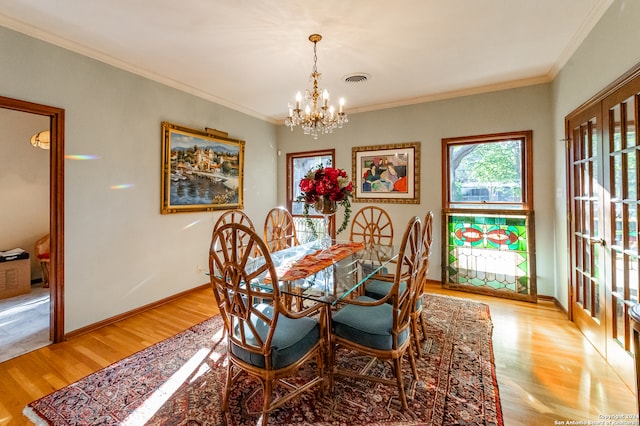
[364, 279, 406, 300]
[332, 296, 409, 350]
[231, 303, 320, 369]
[365, 280, 423, 311]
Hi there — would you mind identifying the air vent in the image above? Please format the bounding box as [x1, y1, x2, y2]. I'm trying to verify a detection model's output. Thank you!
[344, 73, 370, 84]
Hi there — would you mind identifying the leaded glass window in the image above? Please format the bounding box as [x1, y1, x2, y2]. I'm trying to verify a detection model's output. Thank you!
[442, 131, 536, 302]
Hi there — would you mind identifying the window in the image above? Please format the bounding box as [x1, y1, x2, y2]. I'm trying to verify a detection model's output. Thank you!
[286, 149, 335, 242]
[442, 131, 536, 302]
[445, 132, 532, 210]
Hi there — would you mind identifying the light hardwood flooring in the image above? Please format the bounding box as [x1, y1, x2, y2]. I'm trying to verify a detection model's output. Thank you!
[0, 283, 637, 425]
[424, 284, 638, 425]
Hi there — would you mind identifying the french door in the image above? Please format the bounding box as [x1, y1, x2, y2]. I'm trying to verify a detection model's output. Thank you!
[567, 104, 607, 357]
[602, 78, 640, 384]
[566, 74, 640, 390]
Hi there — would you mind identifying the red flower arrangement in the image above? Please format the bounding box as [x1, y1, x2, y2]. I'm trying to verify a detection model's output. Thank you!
[298, 165, 353, 234]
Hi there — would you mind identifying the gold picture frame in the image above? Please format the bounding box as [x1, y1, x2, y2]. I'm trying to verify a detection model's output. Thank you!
[161, 121, 245, 214]
[352, 141, 420, 204]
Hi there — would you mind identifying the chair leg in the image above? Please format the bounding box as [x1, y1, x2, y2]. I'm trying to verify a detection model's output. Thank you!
[315, 317, 328, 396]
[222, 363, 233, 411]
[393, 357, 409, 409]
[41, 261, 50, 288]
[328, 341, 335, 390]
[294, 289, 304, 311]
[317, 350, 327, 396]
[262, 379, 273, 426]
[327, 312, 335, 391]
[411, 315, 422, 357]
[419, 314, 428, 343]
[407, 342, 419, 382]
[283, 293, 293, 310]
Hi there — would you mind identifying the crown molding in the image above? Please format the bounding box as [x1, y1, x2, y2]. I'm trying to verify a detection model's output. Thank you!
[0, 15, 278, 124]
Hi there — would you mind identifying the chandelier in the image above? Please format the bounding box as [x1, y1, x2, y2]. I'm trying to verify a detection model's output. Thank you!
[285, 34, 348, 139]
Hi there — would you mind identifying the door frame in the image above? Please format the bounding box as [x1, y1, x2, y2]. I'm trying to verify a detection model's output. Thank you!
[564, 60, 640, 391]
[1, 95, 64, 343]
[565, 61, 640, 321]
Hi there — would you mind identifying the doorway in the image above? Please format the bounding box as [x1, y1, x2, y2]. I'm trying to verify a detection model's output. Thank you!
[565, 65, 640, 391]
[0, 95, 65, 344]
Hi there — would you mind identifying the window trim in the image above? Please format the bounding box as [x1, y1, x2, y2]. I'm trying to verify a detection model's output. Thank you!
[286, 149, 337, 242]
[442, 130, 534, 211]
[286, 149, 336, 213]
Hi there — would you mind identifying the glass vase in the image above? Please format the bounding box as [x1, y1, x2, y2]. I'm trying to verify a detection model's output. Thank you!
[313, 197, 337, 248]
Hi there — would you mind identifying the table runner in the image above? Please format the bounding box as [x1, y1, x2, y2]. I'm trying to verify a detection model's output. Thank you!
[270, 241, 365, 281]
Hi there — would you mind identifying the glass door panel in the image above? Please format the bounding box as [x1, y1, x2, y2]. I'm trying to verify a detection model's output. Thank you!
[602, 87, 640, 390]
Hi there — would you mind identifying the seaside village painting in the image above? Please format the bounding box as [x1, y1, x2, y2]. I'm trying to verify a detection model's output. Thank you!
[168, 131, 242, 208]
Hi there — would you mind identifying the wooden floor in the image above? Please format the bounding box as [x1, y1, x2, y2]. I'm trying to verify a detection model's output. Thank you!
[0, 283, 636, 425]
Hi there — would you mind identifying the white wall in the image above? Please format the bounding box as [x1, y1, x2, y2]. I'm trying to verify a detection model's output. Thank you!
[0, 26, 278, 332]
[277, 84, 556, 295]
[551, 0, 640, 307]
[0, 109, 49, 279]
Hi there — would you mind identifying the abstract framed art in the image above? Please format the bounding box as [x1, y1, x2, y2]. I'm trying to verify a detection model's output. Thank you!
[160, 121, 245, 214]
[352, 141, 420, 204]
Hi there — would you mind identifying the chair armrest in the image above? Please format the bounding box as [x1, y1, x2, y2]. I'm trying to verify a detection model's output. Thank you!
[335, 292, 392, 308]
[280, 299, 326, 319]
[369, 272, 393, 281]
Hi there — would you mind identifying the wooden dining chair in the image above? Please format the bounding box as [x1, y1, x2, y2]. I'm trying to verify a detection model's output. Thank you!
[214, 209, 256, 231]
[209, 223, 326, 426]
[411, 210, 433, 356]
[264, 207, 299, 252]
[34, 233, 50, 288]
[364, 211, 434, 357]
[264, 207, 309, 310]
[349, 206, 394, 246]
[213, 209, 256, 258]
[330, 215, 423, 409]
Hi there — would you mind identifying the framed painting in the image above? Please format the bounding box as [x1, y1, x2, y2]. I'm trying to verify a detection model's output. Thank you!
[161, 121, 245, 214]
[352, 141, 420, 204]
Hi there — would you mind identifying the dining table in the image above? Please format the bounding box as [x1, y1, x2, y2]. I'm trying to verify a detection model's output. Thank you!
[247, 239, 400, 363]
[248, 240, 399, 308]
[209, 238, 400, 370]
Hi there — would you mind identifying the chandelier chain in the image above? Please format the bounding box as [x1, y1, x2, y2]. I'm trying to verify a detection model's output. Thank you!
[313, 40, 318, 75]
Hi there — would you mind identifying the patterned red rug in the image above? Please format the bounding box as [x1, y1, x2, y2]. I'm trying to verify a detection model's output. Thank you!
[24, 294, 502, 425]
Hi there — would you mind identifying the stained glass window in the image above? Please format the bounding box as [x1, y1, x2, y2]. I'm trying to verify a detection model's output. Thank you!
[445, 212, 535, 298]
[443, 131, 536, 302]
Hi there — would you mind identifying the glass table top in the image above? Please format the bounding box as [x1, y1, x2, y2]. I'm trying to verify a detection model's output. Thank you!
[247, 240, 398, 306]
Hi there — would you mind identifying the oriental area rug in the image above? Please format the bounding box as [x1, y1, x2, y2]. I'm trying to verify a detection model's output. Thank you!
[24, 294, 502, 425]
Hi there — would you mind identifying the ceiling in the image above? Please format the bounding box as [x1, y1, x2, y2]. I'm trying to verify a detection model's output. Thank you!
[0, 0, 613, 124]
